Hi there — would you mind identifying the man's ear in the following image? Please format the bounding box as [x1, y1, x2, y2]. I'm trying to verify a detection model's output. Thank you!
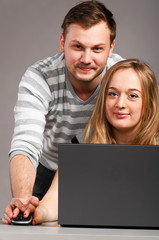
[108, 40, 115, 58]
[60, 34, 64, 52]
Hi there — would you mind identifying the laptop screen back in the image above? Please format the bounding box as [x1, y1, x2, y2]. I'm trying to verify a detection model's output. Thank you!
[58, 144, 159, 228]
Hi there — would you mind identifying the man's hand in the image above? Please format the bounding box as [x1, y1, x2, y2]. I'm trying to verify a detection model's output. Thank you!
[3, 155, 37, 224]
[2, 196, 39, 224]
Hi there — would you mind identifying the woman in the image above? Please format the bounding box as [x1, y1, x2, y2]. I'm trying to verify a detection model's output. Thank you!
[84, 59, 159, 145]
[9, 59, 159, 224]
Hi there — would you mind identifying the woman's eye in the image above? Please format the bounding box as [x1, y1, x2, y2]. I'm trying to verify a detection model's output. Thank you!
[108, 92, 117, 97]
[129, 93, 138, 99]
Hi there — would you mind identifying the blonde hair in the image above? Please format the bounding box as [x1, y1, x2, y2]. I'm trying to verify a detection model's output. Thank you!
[84, 59, 159, 145]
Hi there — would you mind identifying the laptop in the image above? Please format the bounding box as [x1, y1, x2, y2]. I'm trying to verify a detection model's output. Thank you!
[58, 144, 159, 228]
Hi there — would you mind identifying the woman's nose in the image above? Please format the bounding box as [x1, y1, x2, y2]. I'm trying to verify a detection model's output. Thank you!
[116, 95, 126, 109]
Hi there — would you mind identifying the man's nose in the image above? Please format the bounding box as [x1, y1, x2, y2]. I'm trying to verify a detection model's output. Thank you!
[80, 49, 92, 64]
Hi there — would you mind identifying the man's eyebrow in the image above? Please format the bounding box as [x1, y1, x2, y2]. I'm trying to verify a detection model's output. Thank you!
[70, 40, 106, 47]
[70, 40, 82, 45]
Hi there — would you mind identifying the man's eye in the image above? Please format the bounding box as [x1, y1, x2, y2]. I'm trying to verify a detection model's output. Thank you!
[94, 47, 102, 52]
[75, 45, 81, 49]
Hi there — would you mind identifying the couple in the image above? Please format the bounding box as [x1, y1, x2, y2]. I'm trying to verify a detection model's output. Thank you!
[30, 59, 159, 224]
[3, 1, 159, 225]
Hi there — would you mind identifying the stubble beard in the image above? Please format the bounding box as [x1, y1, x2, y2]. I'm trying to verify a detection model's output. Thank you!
[72, 66, 104, 84]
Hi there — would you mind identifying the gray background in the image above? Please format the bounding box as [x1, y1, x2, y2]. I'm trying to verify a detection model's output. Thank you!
[0, 0, 159, 217]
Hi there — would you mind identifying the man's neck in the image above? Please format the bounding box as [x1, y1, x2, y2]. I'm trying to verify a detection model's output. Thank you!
[73, 88, 96, 101]
[68, 74, 102, 101]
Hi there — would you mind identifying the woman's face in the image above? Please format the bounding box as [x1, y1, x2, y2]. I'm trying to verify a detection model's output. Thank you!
[105, 68, 143, 134]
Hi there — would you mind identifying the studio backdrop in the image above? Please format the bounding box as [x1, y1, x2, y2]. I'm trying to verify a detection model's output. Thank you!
[0, 0, 159, 217]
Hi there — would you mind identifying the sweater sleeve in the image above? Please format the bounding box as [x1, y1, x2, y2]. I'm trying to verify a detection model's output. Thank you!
[9, 66, 52, 168]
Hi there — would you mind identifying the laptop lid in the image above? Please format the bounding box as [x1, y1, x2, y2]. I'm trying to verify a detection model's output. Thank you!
[58, 144, 159, 228]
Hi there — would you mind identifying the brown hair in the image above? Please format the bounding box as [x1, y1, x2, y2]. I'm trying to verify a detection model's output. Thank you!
[61, 0, 116, 44]
[84, 59, 159, 145]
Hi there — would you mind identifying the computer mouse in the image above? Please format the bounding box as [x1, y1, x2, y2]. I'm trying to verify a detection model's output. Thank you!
[12, 212, 32, 225]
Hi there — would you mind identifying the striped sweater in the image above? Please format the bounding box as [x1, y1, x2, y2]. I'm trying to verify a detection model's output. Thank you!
[9, 52, 123, 170]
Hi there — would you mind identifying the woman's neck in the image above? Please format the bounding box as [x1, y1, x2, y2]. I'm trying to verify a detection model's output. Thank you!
[113, 128, 136, 145]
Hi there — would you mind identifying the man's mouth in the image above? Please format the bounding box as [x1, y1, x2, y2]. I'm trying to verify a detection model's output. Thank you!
[79, 67, 92, 72]
[76, 64, 96, 72]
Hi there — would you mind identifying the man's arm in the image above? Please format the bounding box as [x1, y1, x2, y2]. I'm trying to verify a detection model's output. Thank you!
[2, 154, 38, 224]
[3, 64, 52, 224]
[10, 154, 36, 198]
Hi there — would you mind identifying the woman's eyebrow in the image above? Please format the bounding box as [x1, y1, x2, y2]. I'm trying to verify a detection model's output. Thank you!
[108, 87, 141, 93]
[128, 88, 142, 93]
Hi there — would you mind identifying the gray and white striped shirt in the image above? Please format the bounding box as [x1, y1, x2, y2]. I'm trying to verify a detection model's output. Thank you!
[9, 52, 123, 171]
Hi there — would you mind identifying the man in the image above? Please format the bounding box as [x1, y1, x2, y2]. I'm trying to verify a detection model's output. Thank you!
[3, 0, 123, 224]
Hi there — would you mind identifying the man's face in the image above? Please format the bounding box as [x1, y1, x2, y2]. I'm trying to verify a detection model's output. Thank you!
[60, 21, 115, 87]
